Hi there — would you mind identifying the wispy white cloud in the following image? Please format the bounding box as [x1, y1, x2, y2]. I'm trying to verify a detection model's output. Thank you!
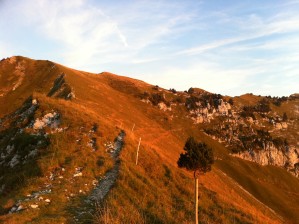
[176, 38, 241, 56]
[176, 12, 299, 56]
[225, 35, 299, 52]
[131, 58, 161, 64]
[19, 0, 130, 68]
[3, 0, 193, 70]
[1, 0, 298, 96]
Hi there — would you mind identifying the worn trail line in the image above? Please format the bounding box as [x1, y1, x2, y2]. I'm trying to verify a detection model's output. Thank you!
[89, 131, 125, 202]
[73, 131, 125, 223]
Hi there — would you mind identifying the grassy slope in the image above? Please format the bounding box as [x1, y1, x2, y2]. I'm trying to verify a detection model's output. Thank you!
[61, 68, 294, 223]
[0, 93, 121, 223]
[77, 73, 298, 223]
[0, 56, 61, 116]
[0, 57, 298, 223]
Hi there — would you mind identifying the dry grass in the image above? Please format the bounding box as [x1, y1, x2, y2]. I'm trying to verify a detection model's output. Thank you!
[92, 128, 281, 224]
[1, 56, 298, 223]
[0, 93, 119, 223]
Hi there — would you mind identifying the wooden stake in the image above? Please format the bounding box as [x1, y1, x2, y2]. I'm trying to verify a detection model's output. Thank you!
[194, 170, 200, 224]
[195, 177, 198, 224]
[135, 137, 141, 165]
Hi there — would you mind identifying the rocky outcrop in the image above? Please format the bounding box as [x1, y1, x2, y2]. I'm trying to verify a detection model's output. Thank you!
[192, 115, 204, 124]
[47, 73, 75, 100]
[233, 146, 299, 177]
[274, 122, 288, 130]
[217, 99, 231, 115]
[158, 102, 171, 111]
[33, 112, 60, 130]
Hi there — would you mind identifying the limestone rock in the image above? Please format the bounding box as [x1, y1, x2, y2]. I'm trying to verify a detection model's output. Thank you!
[32, 99, 38, 105]
[193, 115, 204, 124]
[275, 123, 282, 130]
[232, 145, 299, 176]
[33, 112, 60, 130]
[30, 204, 39, 209]
[74, 172, 83, 177]
[281, 122, 288, 129]
[247, 117, 254, 124]
[158, 102, 171, 111]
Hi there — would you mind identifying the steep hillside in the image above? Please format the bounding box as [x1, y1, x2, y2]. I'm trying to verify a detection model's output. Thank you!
[0, 56, 298, 223]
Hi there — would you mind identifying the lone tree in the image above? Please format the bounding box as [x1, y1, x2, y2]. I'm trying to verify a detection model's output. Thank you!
[177, 137, 214, 224]
[282, 112, 288, 122]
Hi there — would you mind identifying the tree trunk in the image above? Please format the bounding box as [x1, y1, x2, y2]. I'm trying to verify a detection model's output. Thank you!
[194, 174, 199, 224]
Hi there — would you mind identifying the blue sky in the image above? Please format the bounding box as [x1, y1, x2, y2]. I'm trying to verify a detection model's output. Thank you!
[0, 0, 298, 96]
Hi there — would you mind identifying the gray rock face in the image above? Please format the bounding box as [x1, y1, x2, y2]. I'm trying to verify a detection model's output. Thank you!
[233, 145, 299, 177]
[47, 73, 74, 100]
[158, 102, 171, 111]
[8, 154, 20, 168]
[33, 112, 60, 130]
[218, 100, 231, 115]
[189, 100, 232, 124]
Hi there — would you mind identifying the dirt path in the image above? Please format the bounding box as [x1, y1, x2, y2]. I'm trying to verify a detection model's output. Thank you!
[73, 131, 125, 223]
[88, 131, 125, 202]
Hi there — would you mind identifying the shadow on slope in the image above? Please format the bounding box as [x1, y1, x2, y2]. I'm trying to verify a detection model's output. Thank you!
[0, 97, 49, 214]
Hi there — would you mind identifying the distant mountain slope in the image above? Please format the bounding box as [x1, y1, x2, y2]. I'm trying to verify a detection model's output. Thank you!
[0, 56, 298, 223]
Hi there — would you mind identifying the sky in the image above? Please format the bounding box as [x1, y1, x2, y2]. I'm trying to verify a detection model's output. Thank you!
[0, 0, 299, 96]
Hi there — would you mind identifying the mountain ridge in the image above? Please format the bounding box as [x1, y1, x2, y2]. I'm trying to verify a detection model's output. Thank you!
[0, 56, 298, 223]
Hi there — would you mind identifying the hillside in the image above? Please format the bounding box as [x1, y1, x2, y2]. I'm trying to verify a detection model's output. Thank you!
[0, 56, 298, 224]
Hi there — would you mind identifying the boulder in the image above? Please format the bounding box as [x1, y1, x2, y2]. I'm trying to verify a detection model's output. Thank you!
[30, 204, 39, 209]
[74, 172, 83, 177]
[32, 99, 38, 105]
[247, 117, 254, 124]
[281, 122, 288, 129]
[275, 123, 282, 130]
[158, 102, 171, 111]
[16, 205, 24, 211]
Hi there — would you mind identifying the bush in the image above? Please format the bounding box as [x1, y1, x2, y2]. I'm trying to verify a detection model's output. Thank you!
[282, 112, 288, 121]
[152, 85, 159, 90]
[185, 96, 200, 110]
[173, 96, 184, 104]
[97, 156, 105, 166]
[169, 88, 177, 93]
[188, 88, 194, 94]
[256, 99, 271, 113]
[149, 93, 165, 106]
[138, 91, 150, 100]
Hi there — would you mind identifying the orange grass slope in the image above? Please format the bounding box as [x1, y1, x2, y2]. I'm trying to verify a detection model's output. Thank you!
[0, 56, 298, 223]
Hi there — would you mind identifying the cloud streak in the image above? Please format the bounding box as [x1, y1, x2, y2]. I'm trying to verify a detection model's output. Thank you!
[176, 13, 299, 56]
[0, 0, 298, 96]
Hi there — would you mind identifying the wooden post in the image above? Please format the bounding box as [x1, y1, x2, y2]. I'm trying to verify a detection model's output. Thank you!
[194, 171, 199, 224]
[195, 177, 199, 224]
[135, 137, 141, 165]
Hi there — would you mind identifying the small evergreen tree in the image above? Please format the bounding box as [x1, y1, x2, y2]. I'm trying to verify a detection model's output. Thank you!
[188, 87, 195, 94]
[177, 137, 214, 224]
[282, 112, 288, 122]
